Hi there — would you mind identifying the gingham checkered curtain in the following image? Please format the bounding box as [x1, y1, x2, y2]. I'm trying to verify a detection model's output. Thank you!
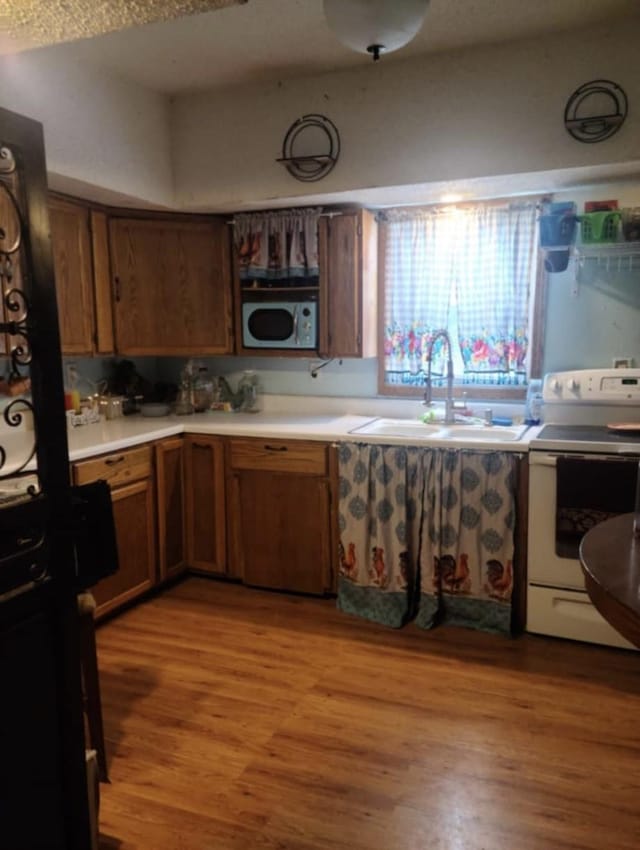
[456, 204, 537, 384]
[383, 208, 457, 383]
[382, 203, 538, 386]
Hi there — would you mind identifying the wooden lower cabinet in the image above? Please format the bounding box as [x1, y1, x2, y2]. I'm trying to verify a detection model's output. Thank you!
[72, 446, 156, 619]
[227, 438, 335, 594]
[184, 435, 227, 575]
[155, 437, 187, 581]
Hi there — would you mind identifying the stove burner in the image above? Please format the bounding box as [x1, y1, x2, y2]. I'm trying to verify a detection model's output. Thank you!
[537, 424, 640, 445]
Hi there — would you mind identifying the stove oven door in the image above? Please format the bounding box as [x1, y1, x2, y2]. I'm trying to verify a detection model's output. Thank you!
[527, 450, 639, 649]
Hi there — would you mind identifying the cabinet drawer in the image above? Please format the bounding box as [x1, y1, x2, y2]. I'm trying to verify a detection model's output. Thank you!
[229, 438, 328, 475]
[73, 445, 152, 488]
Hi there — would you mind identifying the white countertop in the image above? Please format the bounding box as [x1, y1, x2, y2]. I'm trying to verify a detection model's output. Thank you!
[67, 411, 530, 458]
[0, 395, 532, 472]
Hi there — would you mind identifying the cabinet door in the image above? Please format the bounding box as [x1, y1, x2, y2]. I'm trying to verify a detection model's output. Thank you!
[49, 197, 95, 355]
[229, 469, 332, 595]
[184, 435, 227, 574]
[156, 437, 187, 582]
[110, 217, 233, 355]
[91, 478, 156, 619]
[90, 210, 115, 354]
[318, 209, 377, 358]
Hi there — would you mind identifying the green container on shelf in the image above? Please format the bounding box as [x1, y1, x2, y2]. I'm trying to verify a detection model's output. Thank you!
[580, 211, 621, 243]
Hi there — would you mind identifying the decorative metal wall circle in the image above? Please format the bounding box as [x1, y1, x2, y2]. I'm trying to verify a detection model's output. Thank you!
[277, 114, 340, 182]
[0, 143, 37, 486]
[564, 80, 628, 143]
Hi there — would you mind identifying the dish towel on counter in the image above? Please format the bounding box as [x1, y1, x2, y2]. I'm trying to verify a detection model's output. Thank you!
[337, 443, 518, 635]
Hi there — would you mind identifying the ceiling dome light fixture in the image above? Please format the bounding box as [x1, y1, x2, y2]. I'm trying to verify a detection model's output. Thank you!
[323, 0, 430, 62]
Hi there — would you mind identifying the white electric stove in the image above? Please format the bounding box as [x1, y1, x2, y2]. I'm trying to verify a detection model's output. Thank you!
[526, 368, 640, 649]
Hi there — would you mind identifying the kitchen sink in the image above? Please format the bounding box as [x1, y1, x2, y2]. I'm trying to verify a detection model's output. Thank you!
[349, 418, 527, 443]
[350, 419, 443, 438]
[435, 424, 527, 442]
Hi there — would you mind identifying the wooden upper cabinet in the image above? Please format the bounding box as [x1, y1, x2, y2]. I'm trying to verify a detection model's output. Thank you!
[48, 197, 114, 356]
[49, 197, 95, 355]
[109, 216, 233, 356]
[318, 209, 378, 359]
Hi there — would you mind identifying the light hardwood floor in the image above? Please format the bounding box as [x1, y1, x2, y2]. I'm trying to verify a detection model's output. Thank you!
[96, 577, 640, 850]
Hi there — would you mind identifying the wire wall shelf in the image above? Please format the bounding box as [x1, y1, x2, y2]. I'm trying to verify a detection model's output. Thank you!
[575, 241, 640, 273]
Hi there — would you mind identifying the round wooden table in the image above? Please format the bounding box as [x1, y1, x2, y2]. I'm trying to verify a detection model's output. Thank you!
[579, 513, 640, 649]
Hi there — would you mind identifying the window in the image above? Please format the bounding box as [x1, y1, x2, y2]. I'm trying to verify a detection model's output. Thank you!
[378, 199, 544, 398]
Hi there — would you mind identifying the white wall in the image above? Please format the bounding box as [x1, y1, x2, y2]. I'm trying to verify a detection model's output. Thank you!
[172, 18, 640, 211]
[543, 182, 640, 373]
[0, 50, 174, 207]
[2, 18, 640, 211]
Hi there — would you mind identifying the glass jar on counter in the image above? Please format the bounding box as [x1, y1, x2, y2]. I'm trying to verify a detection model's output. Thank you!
[237, 370, 260, 413]
[192, 366, 214, 413]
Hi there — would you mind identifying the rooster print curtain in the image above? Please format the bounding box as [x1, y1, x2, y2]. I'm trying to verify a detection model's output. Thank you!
[415, 449, 517, 635]
[337, 443, 424, 627]
[338, 444, 517, 635]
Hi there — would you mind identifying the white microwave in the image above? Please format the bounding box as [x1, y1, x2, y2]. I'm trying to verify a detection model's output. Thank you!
[241, 300, 317, 349]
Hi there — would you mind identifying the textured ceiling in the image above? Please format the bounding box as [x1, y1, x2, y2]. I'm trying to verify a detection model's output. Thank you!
[0, 0, 245, 51]
[2, 0, 639, 95]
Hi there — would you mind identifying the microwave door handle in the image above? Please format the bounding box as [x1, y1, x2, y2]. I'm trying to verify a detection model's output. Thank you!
[293, 304, 299, 345]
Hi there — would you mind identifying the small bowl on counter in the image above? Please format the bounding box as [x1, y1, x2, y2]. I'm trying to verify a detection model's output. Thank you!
[140, 402, 171, 418]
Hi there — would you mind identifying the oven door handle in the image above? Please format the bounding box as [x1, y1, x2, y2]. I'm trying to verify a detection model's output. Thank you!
[530, 451, 639, 466]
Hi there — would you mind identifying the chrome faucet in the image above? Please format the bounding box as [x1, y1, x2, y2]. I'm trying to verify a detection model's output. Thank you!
[423, 329, 456, 425]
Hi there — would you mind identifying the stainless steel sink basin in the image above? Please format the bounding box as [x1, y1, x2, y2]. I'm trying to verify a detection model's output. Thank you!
[350, 418, 527, 443]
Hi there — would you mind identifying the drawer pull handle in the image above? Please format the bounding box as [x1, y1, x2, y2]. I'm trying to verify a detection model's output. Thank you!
[105, 455, 125, 466]
[264, 445, 287, 452]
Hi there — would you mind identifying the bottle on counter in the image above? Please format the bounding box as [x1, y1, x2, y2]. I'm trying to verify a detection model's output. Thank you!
[192, 365, 214, 413]
[524, 379, 543, 425]
[174, 363, 194, 415]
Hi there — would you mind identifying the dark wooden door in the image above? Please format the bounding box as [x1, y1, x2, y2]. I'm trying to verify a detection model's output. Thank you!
[0, 107, 92, 849]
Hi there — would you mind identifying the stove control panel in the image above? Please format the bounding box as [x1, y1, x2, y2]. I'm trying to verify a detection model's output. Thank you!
[543, 369, 640, 404]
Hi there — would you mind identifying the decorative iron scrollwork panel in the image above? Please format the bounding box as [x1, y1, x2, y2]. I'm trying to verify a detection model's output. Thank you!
[0, 142, 37, 488]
